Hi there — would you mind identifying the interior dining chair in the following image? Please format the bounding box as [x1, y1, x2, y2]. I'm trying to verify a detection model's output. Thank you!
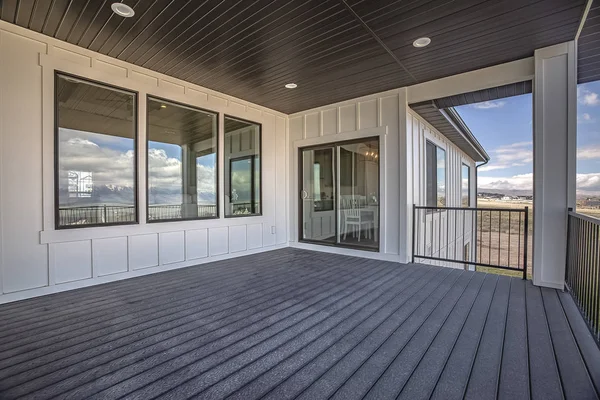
[342, 207, 372, 241]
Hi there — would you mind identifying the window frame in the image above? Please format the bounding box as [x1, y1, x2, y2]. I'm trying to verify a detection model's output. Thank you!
[224, 115, 262, 218]
[145, 95, 220, 223]
[425, 140, 446, 208]
[461, 163, 471, 207]
[54, 71, 139, 230]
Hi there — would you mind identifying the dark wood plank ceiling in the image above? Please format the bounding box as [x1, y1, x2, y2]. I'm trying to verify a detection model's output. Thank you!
[578, 1, 600, 83]
[0, 0, 587, 114]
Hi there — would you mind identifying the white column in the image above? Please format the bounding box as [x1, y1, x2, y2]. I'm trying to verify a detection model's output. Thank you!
[398, 87, 410, 263]
[532, 42, 577, 289]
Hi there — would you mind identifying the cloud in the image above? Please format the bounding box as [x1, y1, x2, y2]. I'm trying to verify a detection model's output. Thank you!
[59, 129, 217, 204]
[478, 173, 534, 192]
[478, 141, 532, 172]
[578, 113, 595, 124]
[479, 172, 600, 195]
[471, 100, 506, 109]
[578, 144, 600, 160]
[578, 85, 600, 106]
[577, 173, 600, 195]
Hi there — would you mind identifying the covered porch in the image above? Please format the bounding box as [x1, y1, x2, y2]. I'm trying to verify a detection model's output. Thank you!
[0, 248, 598, 399]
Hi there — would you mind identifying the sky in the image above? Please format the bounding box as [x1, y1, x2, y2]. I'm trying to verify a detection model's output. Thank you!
[455, 82, 600, 197]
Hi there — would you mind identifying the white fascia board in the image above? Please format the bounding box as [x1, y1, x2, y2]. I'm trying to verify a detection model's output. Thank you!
[407, 57, 534, 104]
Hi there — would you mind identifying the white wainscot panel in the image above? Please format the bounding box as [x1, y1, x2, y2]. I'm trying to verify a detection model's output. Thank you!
[305, 113, 320, 138]
[247, 223, 263, 250]
[129, 234, 159, 270]
[53, 240, 92, 284]
[159, 231, 185, 265]
[322, 109, 337, 135]
[339, 104, 357, 132]
[359, 99, 378, 129]
[186, 229, 208, 260]
[229, 225, 247, 253]
[209, 227, 229, 256]
[92, 237, 128, 277]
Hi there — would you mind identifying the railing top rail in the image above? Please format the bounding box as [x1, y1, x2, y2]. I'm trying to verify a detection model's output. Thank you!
[568, 210, 600, 225]
[413, 205, 528, 212]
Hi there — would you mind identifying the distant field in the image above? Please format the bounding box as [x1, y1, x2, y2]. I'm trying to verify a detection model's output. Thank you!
[576, 207, 600, 219]
[474, 198, 600, 278]
[476, 199, 533, 277]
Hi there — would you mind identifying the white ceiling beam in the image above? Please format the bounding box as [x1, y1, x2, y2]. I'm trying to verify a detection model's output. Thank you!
[406, 57, 534, 104]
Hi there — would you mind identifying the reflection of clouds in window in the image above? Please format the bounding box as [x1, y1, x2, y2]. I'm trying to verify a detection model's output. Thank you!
[196, 153, 217, 204]
[231, 159, 252, 202]
[58, 128, 134, 192]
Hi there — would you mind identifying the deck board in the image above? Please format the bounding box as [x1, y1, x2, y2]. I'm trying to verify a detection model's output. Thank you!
[0, 248, 598, 400]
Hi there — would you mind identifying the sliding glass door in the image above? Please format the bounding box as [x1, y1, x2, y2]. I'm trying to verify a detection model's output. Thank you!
[300, 146, 336, 244]
[299, 137, 379, 251]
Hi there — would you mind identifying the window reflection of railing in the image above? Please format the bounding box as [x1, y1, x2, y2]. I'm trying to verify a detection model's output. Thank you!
[58, 204, 218, 225]
[147, 204, 217, 220]
[230, 202, 260, 215]
[58, 205, 135, 226]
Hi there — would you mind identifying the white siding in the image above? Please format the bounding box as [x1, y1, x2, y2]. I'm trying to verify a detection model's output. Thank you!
[288, 90, 402, 260]
[0, 21, 288, 304]
[407, 110, 477, 269]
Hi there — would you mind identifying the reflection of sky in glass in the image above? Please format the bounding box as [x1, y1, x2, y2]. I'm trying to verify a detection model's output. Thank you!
[231, 158, 252, 202]
[437, 147, 446, 193]
[58, 128, 135, 207]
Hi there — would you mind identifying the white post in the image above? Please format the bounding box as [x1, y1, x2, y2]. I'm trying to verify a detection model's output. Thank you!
[532, 41, 577, 289]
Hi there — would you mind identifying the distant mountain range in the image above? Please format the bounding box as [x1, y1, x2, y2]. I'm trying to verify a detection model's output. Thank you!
[479, 188, 600, 200]
[59, 184, 217, 206]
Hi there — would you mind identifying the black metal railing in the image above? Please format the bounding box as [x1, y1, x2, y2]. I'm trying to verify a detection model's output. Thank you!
[412, 205, 529, 279]
[566, 209, 600, 343]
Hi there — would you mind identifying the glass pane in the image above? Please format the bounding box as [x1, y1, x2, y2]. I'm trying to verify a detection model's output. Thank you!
[224, 117, 261, 216]
[56, 74, 136, 228]
[462, 164, 470, 207]
[301, 147, 336, 243]
[437, 147, 446, 206]
[147, 98, 217, 221]
[338, 138, 379, 250]
[426, 141, 437, 207]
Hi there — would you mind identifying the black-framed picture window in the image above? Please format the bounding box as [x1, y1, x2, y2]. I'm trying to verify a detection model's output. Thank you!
[146, 97, 218, 222]
[224, 116, 261, 217]
[425, 140, 446, 207]
[462, 163, 471, 207]
[55, 73, 137, 229]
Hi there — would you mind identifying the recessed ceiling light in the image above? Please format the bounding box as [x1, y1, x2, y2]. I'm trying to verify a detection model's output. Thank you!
[160, 104, 167, 109]
[111, 2, 135, 18]
[412, 37, 431, 48]
[285, 83, 298, 89]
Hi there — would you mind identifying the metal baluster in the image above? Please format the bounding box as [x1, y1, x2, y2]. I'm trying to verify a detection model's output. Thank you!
[508, 211, 512, 268]
[498, 210, 502, 266]
[489, 210, 492, 265]
[523, 207, 528, 280]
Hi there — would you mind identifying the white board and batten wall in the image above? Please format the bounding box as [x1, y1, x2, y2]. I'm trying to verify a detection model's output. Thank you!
[0, 19, 484, 303]
[288, 89, 403, 261]
[0, 21, 288, 304]
[407, 109, 477, 269]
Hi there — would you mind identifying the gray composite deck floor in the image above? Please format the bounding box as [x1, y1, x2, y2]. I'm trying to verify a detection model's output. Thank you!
[0, 248, 599, 400]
